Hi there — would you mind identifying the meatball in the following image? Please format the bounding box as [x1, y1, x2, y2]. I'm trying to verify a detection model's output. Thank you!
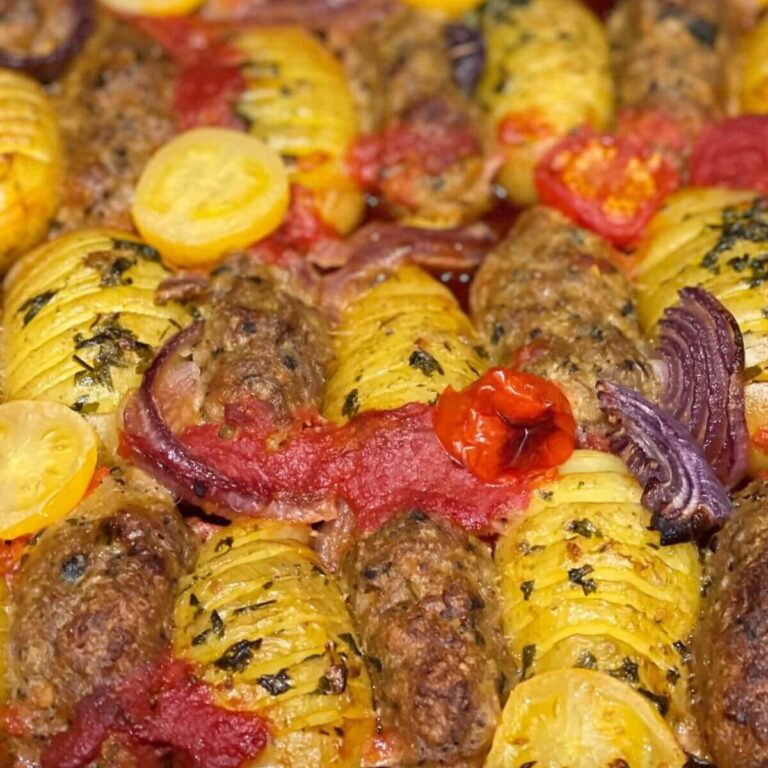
[50, 15, 177, 234]
[191, 258, 334, 426]
[7, 477, 197, 763]
[341, 511, 509, 766]
[608, 0, 725, 143]
[470, 206, 659, 444]
[693, 481, 768, 768]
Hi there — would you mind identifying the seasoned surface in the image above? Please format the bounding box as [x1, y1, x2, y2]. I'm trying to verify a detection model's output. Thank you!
[193, 259, 334, 425]
[609, 0, 725, 140]
[341, 511, 509, 767]
[693, 481, 768, 768]
[470, 207, 658, 443]
[0, 0, 73, 58]
[50, 16, 177, 234]
[7, 479, 196, 762]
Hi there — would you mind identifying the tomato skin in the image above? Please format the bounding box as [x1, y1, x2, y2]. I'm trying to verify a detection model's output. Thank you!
[535, 129, 679, 248]
[174, 60, 246, 131]
[690, 116, 768, 193]
[433, 368, 576, 484]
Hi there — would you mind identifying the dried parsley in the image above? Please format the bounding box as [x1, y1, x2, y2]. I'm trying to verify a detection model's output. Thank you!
[342, 388, 360, 419]
[409, 348, 444, 377]
[567, 564, 597, 595]
[258, 668, 292, 696]
[566, 519, 603, 539]
[521, 644, 537, 680]
[574, 651, 598, 670]
[520, 580, 535, 601]
[19, 290, 56, 326]
[608, 657, 639, 685]
[638, 688, 669, 717]
[338, 632, 363, 657]
[214, 639, 263, 673]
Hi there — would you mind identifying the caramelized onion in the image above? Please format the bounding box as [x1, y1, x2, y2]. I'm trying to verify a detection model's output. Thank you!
[597, 381, 731, 545]
[0, 0, 94, 82]
[657, 287, 748, 489]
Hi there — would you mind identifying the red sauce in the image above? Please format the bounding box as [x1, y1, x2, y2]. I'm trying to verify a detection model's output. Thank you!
[174, 60, 246, 131]
[41, 658, 269, 768]
[175, 402, 531, 534]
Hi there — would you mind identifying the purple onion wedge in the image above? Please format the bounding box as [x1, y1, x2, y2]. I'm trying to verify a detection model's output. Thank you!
[446, 24, 485, 94]
[0, 0, 94, 82]
[597, 380, 731, 545]
[657, 287, 748, 489]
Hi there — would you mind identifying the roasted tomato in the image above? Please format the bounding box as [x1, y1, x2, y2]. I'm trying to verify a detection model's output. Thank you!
[690, 116, 768, 194]
[535, 130, 679, 248]
[433, 368, 576, 484]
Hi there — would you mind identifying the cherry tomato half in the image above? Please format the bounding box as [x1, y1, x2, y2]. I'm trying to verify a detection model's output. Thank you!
[535, 129, 679, 248]
[690, 115, 768, 194]
[433, 368, 576, 484]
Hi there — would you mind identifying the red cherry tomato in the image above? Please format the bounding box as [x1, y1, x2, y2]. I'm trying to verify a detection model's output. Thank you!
[433, 368, 576, 484]
[690, 116, 768, 193]
[535, 129, 679, 248]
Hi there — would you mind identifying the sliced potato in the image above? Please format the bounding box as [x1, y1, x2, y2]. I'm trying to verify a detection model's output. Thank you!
[3, 229, 190, 413]
[496, 450, 701, 738]
[485, 669, 686, 768]
[634, 188, 768, 473]
[174, 521, 374, 768]
[477, 0, 613, 206]
[322, 264, 487, 421]
[234, 27, 364, 235]
[0, 69, 62, 273]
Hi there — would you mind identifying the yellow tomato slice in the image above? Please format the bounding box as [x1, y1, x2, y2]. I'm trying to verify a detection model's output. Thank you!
[132, 128, 290, 268]
[401, 0, 483, 15]
[485, 669, 687, 768]
[97, 0, 205, 17]
[0, 400, 98, 539]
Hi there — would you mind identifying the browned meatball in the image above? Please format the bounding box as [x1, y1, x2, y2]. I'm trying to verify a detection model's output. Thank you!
[608, 0, 725, 143]
[341, 511, 509, 767]
[470, 206, 659, 445]
[338, 8, 492, 227]
[50, 15, 177, 234]
[190, 258, 334, 426]
[693, 481, 768, 768]
[7, 477, 197, 764]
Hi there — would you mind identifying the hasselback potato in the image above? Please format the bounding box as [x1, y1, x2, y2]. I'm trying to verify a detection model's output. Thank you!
[2, 229, 190, 414]
[486, 669, 687, 768]
[0, 69, 62, 273]
[173, 520, 375, 768]
[476, 0, 613, 206]
[323, 264, 486, 422]
[634, 187, 768, 473]
[495, 449, 702, 747]
[233, 27, 364, 235]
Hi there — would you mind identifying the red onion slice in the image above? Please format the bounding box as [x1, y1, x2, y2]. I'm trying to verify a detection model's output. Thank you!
[446, 24, 484, 94]
[597, 381, 731, 545]
[657, 287, 748, 489]
[0, 0, 94, 82]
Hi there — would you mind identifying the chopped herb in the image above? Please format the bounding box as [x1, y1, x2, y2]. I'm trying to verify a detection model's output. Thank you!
[608, 657, 639, 685]
[521, 644, 537, 679]
[19, 290, 56, 326]
[71, 396, 100, 415]
[258, 668, 292, 696]
[214, 639, 262, 673]
[111, 237, 161, 262]
[314, 661, 348, 695]
[589, 325, 604, 342]
[638, 688, 669, 717]
[520, 580, 535, 600]
[61, 553, 87, 583]
[473, 344, 489, 359]
[538, 490, 553, 501]
[575, 651, 598, 670]
[566, 519, 604, 539]
[620, 300, 634, 317]
[567, 564, 597, 595]
[686, 16, 717, 47]
[342, 388, 360, 419]
[666, 667, 681, 685]
[338, 632, 363, 657]
[214, 536, 234, 553]
[211, 610, 225, 638]
[232, 600, 277, 616]
[192, 629, 211, 646]
[673, 640, 692, 664]
[409, 348, 444, 377]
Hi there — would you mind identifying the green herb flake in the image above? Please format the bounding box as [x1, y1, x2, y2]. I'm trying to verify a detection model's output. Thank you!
[575, 651, 598, 670]
[408, 348, 445, 377]
[342, 388, 360, 419]
[521, 644, 537, 680]
[608, 657, 639, 685]
[338, 632, 363, 657]
[19, 290, 57, 326]
[213, 639, 262, 673]
[258, 668, 292, 696]
[566, 519, 604, 539]
[520, 580, 535, 601]
[567, 564, 597, 595]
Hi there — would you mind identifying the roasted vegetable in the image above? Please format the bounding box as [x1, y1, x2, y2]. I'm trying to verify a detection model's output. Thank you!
[173, 520, 374, 768]
[233, 26, 364, 235]
[477, 0, 613, 206]
[737, 13, 768, 113]
[323, 264, 487, 421]
[693, 481, 768, 768]
[486, 669, 687, 768]
[0, 69, 62, 273]
[495, 449, 702, 748]
[634, 188, 768, 473]
[2, 229, 190, 414]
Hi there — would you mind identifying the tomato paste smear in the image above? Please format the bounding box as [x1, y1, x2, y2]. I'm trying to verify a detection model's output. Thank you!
[41, 657, 269, 768]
